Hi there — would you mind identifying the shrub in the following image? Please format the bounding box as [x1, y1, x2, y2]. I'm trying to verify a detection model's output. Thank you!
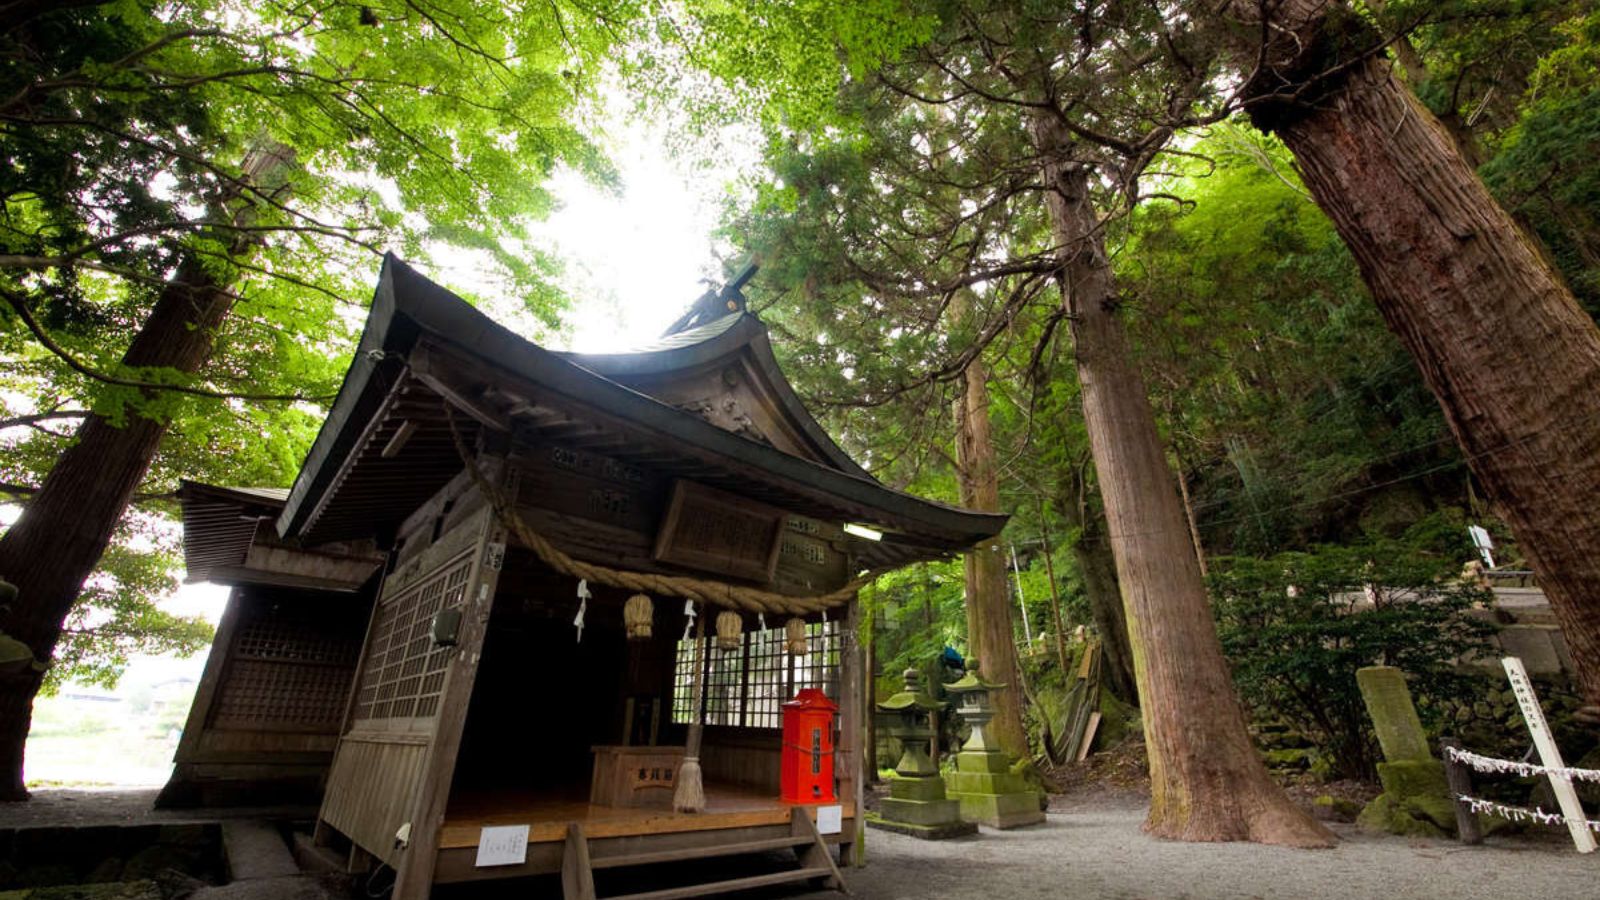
[1210, 537, 1494, 780]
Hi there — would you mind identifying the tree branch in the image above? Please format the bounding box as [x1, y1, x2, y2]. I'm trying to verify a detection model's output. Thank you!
[1, 287, 333, 403]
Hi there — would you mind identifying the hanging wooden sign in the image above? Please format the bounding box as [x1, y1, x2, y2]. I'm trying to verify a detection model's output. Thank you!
[652, 480, 784, 583]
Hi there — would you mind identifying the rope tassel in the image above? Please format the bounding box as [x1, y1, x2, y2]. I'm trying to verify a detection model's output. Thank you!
[674, 605, 708, 813]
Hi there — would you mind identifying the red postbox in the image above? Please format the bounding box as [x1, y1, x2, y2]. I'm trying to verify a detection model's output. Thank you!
[780, 688, 838, 804]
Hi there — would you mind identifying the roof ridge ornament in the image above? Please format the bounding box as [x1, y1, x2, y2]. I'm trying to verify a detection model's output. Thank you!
[661, 261, 759, 337]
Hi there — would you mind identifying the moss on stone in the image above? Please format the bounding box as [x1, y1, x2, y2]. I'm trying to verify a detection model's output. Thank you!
[1357, 794, 1450, 838]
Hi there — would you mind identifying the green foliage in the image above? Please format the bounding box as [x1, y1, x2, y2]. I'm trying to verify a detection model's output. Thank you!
[47, 516, 212, 693]
[1480, 9, 1600, 313]
[1119, 127, 1465, 555]
[1210, 521, 1495, 779]
[2, 0, 637, 685]
[863, 560, 968, 695]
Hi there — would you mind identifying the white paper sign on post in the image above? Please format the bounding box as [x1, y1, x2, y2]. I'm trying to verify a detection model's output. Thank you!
[1502, 656, 1597, 853]
[816, 804, 843, 835]
[475, 824, 531, 867]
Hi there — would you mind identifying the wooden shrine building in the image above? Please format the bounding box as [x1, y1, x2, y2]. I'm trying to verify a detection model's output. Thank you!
[169, 255, 1006, 898]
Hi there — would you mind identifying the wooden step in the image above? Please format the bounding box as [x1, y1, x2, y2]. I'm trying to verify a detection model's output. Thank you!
[590, 835, 814, 870]
[606, 866, 834, 900]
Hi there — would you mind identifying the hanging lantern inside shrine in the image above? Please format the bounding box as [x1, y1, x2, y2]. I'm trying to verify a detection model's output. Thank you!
[623, 593, 653, 640]
[715, 610, 743, 651]
[785, 617, 808, 655]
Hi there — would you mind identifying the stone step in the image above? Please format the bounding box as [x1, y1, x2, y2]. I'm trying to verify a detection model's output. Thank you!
[221, 821, 299, 881]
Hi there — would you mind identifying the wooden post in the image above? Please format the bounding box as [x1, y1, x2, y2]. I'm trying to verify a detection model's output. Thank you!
[864, 604, 878, 785]
[1439, 737, 1482, 845]
[1503, 656, 1597, 853]
[840, 594, 866, 868]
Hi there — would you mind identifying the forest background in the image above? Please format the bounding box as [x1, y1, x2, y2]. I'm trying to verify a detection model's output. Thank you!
[2, 0, 1598, 792]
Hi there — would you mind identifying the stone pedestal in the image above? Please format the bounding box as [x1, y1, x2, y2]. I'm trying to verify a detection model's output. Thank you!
[870, 773, 977, 840]
[945, 749, 1045, 829]
[1354, 665, 1457, 837]
[942, 661, 1045, 829]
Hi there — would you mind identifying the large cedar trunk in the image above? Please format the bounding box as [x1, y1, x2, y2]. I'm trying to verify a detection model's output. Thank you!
[953, 347, 1031, 759]
[1234, 0, 1600, 712]
[0, 260, 235, 800]
[1033, 117, 1333, 845]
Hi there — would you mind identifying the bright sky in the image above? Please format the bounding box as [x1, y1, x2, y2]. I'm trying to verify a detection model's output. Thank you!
[530, 112, 762, 353]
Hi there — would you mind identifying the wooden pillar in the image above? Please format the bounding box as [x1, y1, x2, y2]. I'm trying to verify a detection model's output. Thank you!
[390, 457, 510, 900]
[840, 595, 866, 867]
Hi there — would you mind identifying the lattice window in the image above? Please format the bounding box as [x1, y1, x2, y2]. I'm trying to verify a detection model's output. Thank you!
[744, 627, 788, 729]
[672, 618, 841, 729]
[353, 556, 473, 721]
[209, 600, 364, 732]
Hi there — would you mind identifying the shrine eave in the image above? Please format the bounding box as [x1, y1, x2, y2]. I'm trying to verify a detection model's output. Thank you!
[276, 255, 1008, 558]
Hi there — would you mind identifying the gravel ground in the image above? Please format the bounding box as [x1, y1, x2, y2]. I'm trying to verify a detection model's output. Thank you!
[805, 798, 1598, 900]
[10, 789, 1597, 900]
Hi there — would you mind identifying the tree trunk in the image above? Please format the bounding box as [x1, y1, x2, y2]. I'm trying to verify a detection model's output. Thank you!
[0, 144, 290, 800]
[1054, 468, 1138, 703]
[1033, 499, 1072, 679]
[0, 259, 235, 799]
[1234, 0, 1600, 714]
[1033, 116, 1333, 846]
[951, 318, 1030, 760]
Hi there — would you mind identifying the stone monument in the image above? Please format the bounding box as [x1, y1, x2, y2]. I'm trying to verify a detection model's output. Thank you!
[1355, 665, 1457, 836]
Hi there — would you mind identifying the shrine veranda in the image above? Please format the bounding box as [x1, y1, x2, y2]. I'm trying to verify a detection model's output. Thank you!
[161, 256, 1006, 898]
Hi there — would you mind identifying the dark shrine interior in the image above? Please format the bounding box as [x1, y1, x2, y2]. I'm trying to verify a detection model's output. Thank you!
[448, 550, 682, 799]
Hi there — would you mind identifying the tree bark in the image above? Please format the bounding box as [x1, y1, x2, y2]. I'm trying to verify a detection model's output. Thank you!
[1233, 0, 1600, 714]
[1033, 115, 1333, 846]
[0, 144, 290, 800]
[951, 314, 1030, 760]
[0, 260, 234, 799]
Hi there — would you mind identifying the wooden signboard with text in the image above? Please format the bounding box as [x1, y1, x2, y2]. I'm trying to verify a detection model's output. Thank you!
[652, 480, 785, 583]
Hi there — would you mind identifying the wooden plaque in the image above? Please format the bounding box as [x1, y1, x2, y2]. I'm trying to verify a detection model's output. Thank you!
[652, 480, 784, 583]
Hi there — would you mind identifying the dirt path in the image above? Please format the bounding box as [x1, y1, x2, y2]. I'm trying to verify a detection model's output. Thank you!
[816, 799, 1597, 900]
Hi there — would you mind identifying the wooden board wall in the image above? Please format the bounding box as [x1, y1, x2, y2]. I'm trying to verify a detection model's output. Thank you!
[158, 583, 371, 808]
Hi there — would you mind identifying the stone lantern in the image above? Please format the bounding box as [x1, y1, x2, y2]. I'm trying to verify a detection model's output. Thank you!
[865, 669, 976, 839]
[944, 659, 1001, 754]
[878, 669, 941, 777]
[942, 658, 1044, 829]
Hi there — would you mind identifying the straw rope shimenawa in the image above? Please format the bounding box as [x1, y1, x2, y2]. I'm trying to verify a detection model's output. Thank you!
[446, 408, 881, 616]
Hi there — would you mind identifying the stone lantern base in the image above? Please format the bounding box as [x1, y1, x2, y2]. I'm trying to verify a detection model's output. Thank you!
[944, 749, 1046, 829]
[865, 773, 977, 840]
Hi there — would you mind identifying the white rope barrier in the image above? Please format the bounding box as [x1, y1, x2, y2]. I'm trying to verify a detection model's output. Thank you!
[1445, 746, 1600, 785]
[1457, 795, 1600, 834]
